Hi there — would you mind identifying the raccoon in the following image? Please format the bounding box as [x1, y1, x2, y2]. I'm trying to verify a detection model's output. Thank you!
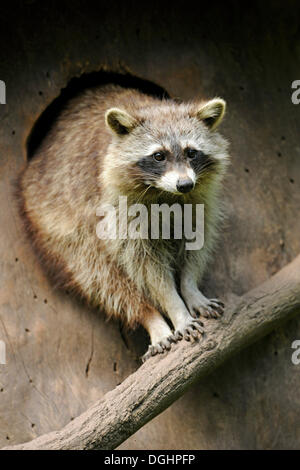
[18, 83, 229, 361]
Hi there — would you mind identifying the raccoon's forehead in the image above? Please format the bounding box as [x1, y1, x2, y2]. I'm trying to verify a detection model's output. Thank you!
[136, 108, 210, 146]
[131, 122, 211, 155]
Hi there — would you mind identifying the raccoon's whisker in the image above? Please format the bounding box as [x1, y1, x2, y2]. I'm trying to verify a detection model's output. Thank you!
[136, 184, 153, 204]
[197, 161, 217, 175]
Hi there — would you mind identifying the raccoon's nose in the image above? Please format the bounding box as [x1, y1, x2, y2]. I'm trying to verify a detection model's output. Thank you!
[176, 178, 194, 194]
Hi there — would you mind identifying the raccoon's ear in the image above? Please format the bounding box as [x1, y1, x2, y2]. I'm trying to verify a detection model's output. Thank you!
[105, 108, 138, 136]
[195, 98, 226, 130]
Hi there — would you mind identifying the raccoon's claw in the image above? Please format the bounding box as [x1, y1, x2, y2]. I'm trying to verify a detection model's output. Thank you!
[202, 299, 225, 318]
[209, 299, 225, 308]
[174, 318, 205, 342]
[142, 334, 178, 362]
[189, 298, 225, 319]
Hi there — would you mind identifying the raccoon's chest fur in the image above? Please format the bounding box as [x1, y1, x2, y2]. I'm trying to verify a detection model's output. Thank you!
[107, 229, 185, 285]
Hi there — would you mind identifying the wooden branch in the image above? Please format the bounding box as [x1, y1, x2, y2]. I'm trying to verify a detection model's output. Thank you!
[3, 254, 300, 450]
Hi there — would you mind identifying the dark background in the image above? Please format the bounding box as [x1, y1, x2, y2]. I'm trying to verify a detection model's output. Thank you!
[0, 0, 299, 449]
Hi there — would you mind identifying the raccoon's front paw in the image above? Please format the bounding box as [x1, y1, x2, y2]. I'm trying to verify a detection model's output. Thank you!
[184, 291, 225, 319]
[142, 334, 177, 362]
[174, 318, 205, 342]
[200, 298, 225, 318]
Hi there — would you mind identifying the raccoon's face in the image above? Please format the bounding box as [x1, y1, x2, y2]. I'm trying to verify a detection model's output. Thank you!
[105, 98, 229, 196]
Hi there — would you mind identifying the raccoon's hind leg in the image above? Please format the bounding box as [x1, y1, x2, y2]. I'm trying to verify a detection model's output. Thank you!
[141, 308, 178, 362]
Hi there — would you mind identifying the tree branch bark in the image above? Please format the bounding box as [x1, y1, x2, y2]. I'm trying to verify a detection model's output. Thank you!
[3, 254, 300, 450]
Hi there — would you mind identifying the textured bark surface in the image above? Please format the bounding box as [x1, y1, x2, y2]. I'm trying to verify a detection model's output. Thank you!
[0, 0, 300, 450]
[3, 254, 300, 449]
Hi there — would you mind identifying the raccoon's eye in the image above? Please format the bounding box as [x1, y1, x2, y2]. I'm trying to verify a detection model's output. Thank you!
[186, 148, 198, 159]
[152, 152, 166, 162]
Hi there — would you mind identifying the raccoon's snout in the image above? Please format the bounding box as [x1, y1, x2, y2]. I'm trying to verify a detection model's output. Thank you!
[176, 178, 194, 194]
[155, 169, 196, 194]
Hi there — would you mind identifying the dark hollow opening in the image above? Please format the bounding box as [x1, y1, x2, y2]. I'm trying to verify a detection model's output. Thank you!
[26, 70, 170, 159]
